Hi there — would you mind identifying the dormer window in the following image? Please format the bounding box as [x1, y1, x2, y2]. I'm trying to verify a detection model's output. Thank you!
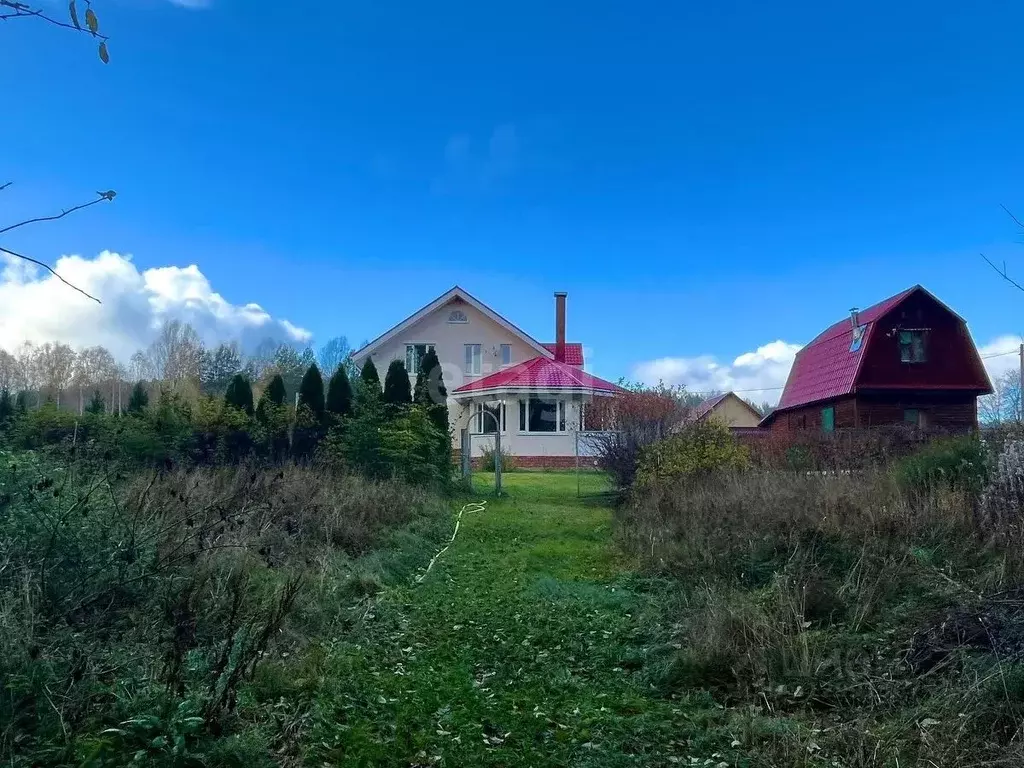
[448, 309, 468, 324]
[899, 330, 927, 363]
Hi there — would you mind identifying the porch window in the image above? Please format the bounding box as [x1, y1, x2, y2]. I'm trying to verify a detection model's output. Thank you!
[821, 406, 835, 433]
[518, 398, 565, 433]
[405, 344, 434, 374]
[473, 402, 505, 434]
[899, 330, 926, 363]
[465, 344, 482, 375]
[500, 344, 512, 366]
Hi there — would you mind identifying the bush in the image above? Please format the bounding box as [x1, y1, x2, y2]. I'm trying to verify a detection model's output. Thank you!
[480, 444, 517, 472]
[892, 435, 989, 494]
[0, 455, 447, 764]
[581, 384, 695, 489]
[634, 419, 748, 486]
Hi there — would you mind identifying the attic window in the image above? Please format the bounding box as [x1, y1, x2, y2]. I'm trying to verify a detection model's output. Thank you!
[899, 330, 927, 363]
[448, 309, 468, 324]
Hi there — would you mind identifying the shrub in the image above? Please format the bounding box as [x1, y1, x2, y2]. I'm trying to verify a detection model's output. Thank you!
[480, 444, 517, 472]
[892, 435, 989, 494]
[360, 358, 381, 390]
[634, 419, 748, 486]
[581, 383, 695, 489]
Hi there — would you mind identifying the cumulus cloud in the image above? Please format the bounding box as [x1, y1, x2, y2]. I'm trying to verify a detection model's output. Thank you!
[0, 251, 310, 360]
[632, 341, 802, 404]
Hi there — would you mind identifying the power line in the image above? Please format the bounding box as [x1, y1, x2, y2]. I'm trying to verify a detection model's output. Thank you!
[982, 350, 1019, 360]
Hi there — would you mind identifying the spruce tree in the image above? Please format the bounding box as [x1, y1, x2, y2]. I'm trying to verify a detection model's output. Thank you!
[297, 364, 325, 420]
[14, 391, 28, 415]
[382, 360, 412, 408]
[415, 349, 450, 435]
[360, 358, 381, 391]
[326, 365, 353, 419]
[127, 381, 149, 414]
[264, 374, 286, 406]
[224, 374, 255, 415]
[86, 390, 105, 415]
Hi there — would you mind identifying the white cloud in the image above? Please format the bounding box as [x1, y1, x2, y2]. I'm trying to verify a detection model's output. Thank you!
[979, 335, 1023, 382]
[0, 251, 310, 359]
[632, 340, 802, 404]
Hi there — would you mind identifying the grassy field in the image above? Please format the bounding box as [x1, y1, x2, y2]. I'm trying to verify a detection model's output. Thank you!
[301, 472, 731, 767]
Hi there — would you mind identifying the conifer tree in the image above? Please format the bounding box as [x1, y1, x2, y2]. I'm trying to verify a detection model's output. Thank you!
[264, 374, 286, 406]
[86, 389, 105, 415]
[360, 357, 381, 391]
[0, 388, 13, 429]
[297, 364, 325, 420]
[382, 360, 412, 408]
[415, 349, 450, 435]
[326, 365, 353, 419]
[224, 374, 255, 415]
[127, 381, 149, 414]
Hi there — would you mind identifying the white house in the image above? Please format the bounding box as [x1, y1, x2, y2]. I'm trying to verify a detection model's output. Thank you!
[351, 287, 620, 466]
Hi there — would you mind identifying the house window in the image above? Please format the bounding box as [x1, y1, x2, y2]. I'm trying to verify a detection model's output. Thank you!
[821, 406, 835, 433]
[405, 344, 434, 374]
[899, 330, 927, 363]
[448, 309, 468, 324]
[518, 398, 565, 433]
[465, 344, 482, 375]
[500, 344, 512, 366]
[904, 408, 927, 427]
[473, 402, 505, 434]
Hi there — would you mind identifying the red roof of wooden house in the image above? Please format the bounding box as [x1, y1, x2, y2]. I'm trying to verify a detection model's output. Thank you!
[768, 285, 985, 419]
[453, 356, 620, 396]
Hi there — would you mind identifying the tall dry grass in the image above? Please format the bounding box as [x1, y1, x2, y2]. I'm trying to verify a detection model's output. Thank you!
[621, 466, 1024, 765]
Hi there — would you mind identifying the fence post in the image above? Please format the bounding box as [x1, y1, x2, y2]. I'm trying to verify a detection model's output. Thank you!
[494, 428, 502, 496]
[460, 427, 472, 491]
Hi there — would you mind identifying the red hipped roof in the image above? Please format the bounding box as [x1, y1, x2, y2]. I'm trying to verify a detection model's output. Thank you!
[453, 356, 621, 395]
[771, 285, 971, 416]
[541, 343, 584, 366]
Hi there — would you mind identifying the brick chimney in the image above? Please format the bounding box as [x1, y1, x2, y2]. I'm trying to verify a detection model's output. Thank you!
[554, 291, 567, 362]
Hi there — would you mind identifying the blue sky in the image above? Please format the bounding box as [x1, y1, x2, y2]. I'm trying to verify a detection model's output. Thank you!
[4, 0, 1024, 398]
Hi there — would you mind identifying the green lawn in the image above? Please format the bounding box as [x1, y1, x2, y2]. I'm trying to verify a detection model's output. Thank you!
[303, 472, 728, 767]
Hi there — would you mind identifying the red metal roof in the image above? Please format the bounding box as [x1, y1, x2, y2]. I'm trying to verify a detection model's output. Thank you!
[453, 355, 620, 395]
[773, 285, 921, 413]
[541, 343, 584, 366]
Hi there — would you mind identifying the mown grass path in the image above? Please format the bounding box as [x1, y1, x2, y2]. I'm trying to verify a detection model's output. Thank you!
[309, 473, 718, 767]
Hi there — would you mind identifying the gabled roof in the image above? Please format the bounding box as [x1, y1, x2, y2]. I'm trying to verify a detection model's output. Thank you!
[765, 284, 977, 421]
[352, 286, 553, 363]
[693, 391, 762, 422]
[453, 356, 621, 398]
[541, 343, 584, 366]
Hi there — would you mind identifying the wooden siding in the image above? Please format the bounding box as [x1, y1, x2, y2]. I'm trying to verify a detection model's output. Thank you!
[857, 290, 990, 392]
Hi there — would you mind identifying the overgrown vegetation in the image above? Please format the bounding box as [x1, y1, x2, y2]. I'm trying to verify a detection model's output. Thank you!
[615, 428, 1024, 765]
[0, 450, 451, 766]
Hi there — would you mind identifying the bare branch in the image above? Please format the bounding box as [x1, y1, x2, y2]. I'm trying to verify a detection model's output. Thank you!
[1002, 204, 1024, 232]
[0, 0, 109, 41]
[982, 252, 1024, 295]
[0, 182, 11, 192]
[0, 190, 115, 236]
[0, 244, 101, 303]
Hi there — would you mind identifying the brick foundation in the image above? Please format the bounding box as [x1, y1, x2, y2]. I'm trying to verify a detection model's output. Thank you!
[466, 455, 598, 470]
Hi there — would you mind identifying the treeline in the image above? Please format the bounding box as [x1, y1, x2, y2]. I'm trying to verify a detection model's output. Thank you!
[0, 350, 453, 487]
